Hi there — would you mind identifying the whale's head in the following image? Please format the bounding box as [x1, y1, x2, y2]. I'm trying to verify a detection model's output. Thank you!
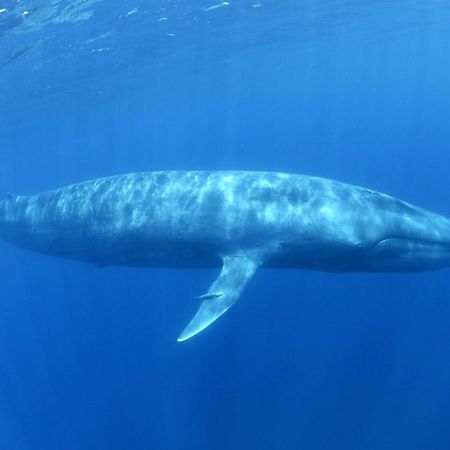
[368, 236, 450, 272]
[362, 201, 450, 272]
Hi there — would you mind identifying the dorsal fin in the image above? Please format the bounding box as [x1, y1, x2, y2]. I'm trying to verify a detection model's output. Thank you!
[177, 252, 262, 342]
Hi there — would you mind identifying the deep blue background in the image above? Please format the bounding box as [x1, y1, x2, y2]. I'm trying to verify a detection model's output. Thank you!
[1, 1, 450, 449]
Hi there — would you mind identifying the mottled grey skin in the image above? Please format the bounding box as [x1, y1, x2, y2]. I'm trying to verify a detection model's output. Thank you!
[1, 171, 450, 340]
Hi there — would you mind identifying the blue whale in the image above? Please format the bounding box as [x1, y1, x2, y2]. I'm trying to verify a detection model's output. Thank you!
[1, 171, 450, 341]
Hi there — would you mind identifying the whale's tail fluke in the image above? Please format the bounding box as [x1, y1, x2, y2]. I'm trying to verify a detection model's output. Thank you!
[0, 193, 15, 222]
[0, 195, 8, 223]
[0, 193, 21, 241]
[1, 193, 17, 207]
[177, 252, 262, 342]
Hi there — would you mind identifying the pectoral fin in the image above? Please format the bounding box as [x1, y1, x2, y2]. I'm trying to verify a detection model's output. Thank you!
[177, 253, 262, 342]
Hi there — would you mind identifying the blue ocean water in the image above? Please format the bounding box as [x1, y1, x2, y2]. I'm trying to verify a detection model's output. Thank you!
[1, 1, 450, 449]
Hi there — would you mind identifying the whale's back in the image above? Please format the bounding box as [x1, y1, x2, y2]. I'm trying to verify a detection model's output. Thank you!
[0, 171, 305, 266]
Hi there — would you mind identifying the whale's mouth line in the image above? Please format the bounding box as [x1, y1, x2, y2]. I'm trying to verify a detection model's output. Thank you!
[375, 237, 450, 248]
